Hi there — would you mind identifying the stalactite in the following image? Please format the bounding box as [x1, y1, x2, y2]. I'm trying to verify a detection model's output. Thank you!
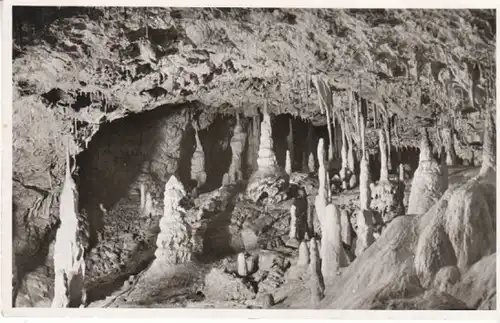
[308, 152, 315, 173]
[287, 118, 294, 170]
[312, 76, 334, 162]
[339, 112, 348, 187]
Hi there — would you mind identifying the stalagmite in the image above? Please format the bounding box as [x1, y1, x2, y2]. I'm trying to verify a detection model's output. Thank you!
[246, 102, 289, 203]
[256, 102, 278, 170]
[190, 127, 207, 189]
[237, 252, 248, 277]
[224, 113, 247, 184]
[52, 148, 88, 308]
[315, 139, 328, 226]
[308, 238, 324, 308]
[440, 146, 449, 192]
[384, 114, 392, 172]
[285, 149, 292, 175]
[140, 182, 146, 211]
[340, 209, 352, 247]
[479, 109, 495, 177]
[247, 115, 261, 175]
[399, 164, 405, 182]
[143, 191, 153, 217]
[378, 129, 389, 182]
[347, 124, 355, 174]
[154, 175, 193, 265]
[442, 127, 458, 166]
[354, 209, 375, 257]
[371, 128, 405, 223]
[261, 294, 274, 308]
[407, 128, 445, 215]
[298, 241, 310, 266]
[308, 152, 315, 173]
[359, 156, 372, 211]
[289, 204, 298, 241]
[320, 203, 347, 279]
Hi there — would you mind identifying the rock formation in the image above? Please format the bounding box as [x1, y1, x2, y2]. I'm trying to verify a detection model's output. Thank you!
[154, 175, 193, 265]
[298, 241, 310, 266]
[52, 149, 89, 308]
[442, 127, 459, 166]
[308, 238, 325, 308]
[308, 152, 315, 173]
[190, 127, 207, 189]
[340, 209, 352, 247]
[440, 146, 449, 192]
[237, 252, 248, 277]
[285, 149, 292, 175]
[288, 204, 298, 242]
[320, 203, 348, 278]
[246, 102, 289, 204]
[223, 113, 247, 184]
[378, 129, 389, 182]
[354, 209, 376, 257]
[479, 109, 496, 177]
[314, 138, 329, 226]
[371, 129, 405, 224]
[407, 128, 446, 215]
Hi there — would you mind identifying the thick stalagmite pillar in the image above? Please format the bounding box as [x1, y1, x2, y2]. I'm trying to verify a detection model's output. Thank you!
[407, 128, 445, 215]
[320, 203, 348, 279]
[256, 102, 278, 171]
[246, 102, 289, 204]
[52, 149, 88, 308]
[155, 175, 193, 265]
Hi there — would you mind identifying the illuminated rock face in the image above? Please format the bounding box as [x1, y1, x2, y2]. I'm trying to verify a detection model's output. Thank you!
[246, 104, 289, 204]
[154, 175, 194, 264]
[52, 152, 89, 308]
[408, 128, 446, 216]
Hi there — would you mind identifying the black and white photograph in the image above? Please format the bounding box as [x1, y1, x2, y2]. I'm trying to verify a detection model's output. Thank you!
[2, 2, 498, 317]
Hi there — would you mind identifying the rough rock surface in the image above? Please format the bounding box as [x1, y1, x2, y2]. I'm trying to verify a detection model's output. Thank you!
[11, 8, 496, 309]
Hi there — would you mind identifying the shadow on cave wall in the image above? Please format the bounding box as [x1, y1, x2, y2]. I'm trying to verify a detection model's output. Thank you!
[76, 104, 190, 242]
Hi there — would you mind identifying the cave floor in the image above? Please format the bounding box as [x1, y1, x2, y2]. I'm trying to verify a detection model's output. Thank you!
[83, 166, 481, 309]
